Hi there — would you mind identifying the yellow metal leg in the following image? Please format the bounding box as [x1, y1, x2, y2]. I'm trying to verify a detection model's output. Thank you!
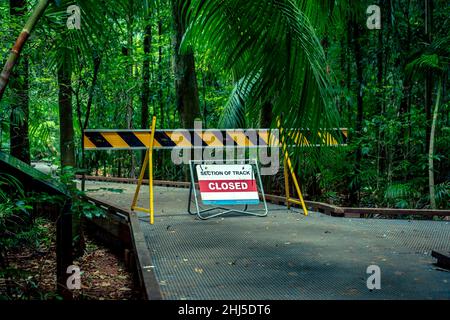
[131, 149, 149, 210]
[277, 118, 308, 216]
[283, 157, 291, 210]
[148, 116, 156, 225]
[131, 116, 157, 225]
[285, 152, 308, 216]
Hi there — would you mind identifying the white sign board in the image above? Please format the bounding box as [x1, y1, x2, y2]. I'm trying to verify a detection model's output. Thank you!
[196, 164, 260, 205]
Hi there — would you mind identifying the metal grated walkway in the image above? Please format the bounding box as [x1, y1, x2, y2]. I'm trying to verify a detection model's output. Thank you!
[84, 181, 450, 300]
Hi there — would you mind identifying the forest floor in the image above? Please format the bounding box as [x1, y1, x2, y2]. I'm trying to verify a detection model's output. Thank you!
[0, 220, 140, 300]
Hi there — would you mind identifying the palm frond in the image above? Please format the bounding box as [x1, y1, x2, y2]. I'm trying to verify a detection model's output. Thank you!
[43, 0, 129, 73]
[218, 74, 258, 128]
[181, 0, 341, 167]
[384, 183, 420, 201]
[183, 1, 339, 121]
[406, 54, 442, 76]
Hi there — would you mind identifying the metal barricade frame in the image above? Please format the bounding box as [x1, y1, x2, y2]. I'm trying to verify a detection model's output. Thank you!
[187, 159, 268, 220]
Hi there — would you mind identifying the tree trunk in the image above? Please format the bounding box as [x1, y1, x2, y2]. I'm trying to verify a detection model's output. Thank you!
[424, 0, 433, 152]
[158, 15, 164, 128]
[9, 0, 30, 164]
[0, 0, 49, 101]
[57, 62, 75, 170]
[346, 19, 352, 127]
[58, 59, 83, 257]
[401, 0, 413, 159]
[260, 101, 272, 129]
[79, 55, 101, 191]
[375, 11, 384, 187]
[201, 73, 208, 127]
[142, 23, 151, 132]
[171, 0, 201, 129]
[350, 20, 364, 206]
[141, 23, 151, 176]
[156, 14, 165, 171]
[260, 101, 273, 193]
[125, 2, 136, 178]
[429, 80, 441, 209]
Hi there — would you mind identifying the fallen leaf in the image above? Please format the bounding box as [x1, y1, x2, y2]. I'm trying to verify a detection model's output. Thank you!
[119, 287, 131, 291]
[195, 268, 204, 274]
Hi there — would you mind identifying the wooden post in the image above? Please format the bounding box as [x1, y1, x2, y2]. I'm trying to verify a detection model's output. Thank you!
[56, 200, 73, 299]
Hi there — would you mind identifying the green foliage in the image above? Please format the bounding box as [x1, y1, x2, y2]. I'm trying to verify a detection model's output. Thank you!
[58, 167, 105, 219]
[384, 183, 421, 209]
[0, 174, 33, 253]
[0, 173, 57, 253]
[434, 182, 450, 208]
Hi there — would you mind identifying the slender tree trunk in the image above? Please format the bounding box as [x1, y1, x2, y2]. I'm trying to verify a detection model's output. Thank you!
[260, 102, 272, 129]
[375, 11, 384, 189]
[0, 0, 49, 101]
[425, 75, 433, 151]
[346, 19, 352, 126]
[142, 23, 151, 134]
[79, 56, 101, 191]
[141, 23, 151, 175]
[429, 80, 441, 209]
[57, 62, 75, 170]
[350, 20, 364, 206]
[261, 101, 273, 193]
[171, 0, 201, 129]
[202, 73, 208, 127]
[158, 15, 164, 128]
[58, 59, 84, 256]
[424, 0, 433, 152]
[406, 1, 413, 150]
[156, 15, 166, 171]
[9, 0, 30, 164]
[126, 2, 136, 178]
[167, 33, 174, 128]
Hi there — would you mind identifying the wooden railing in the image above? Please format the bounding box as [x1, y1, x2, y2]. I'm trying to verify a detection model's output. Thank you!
[78, 175, 450, 218]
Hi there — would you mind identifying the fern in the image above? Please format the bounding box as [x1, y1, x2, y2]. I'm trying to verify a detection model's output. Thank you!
[384, 183, 421, 208]
[435, 182, 450, 209]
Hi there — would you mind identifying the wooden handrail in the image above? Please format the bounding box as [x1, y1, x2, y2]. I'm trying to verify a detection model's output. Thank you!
[78, 175, 450, 218]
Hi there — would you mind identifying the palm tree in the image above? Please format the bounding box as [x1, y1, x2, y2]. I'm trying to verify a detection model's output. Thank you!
[183, 0, 340, 140]
[406, 36, 450, 208]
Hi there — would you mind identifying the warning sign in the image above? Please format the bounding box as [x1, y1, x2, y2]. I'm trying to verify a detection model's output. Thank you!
[196, 164, 260, 205]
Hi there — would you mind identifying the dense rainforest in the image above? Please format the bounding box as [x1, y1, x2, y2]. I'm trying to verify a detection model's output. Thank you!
[0, 0, 449, 211]
[0, 0, 449, 302]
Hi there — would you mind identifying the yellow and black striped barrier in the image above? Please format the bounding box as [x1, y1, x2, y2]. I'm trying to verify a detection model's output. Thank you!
[83, 128, 348, 150]
[83, 119, 348, 223]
